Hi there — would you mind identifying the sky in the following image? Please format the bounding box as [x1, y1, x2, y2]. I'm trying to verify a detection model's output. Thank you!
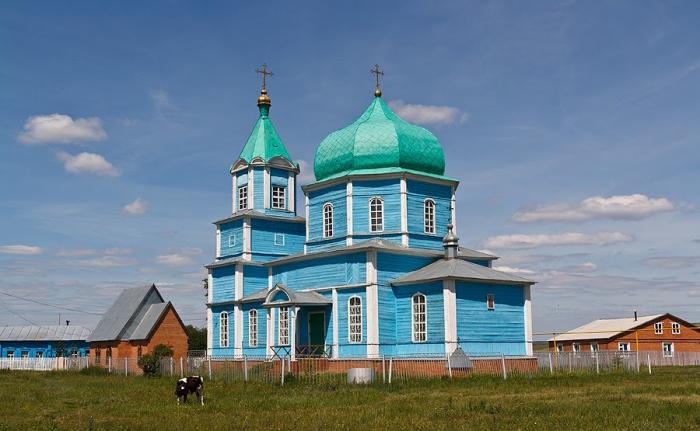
[1, 1, 699, 336]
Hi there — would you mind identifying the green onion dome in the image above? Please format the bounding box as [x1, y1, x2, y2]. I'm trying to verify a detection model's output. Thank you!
[313, 95, 446, 182]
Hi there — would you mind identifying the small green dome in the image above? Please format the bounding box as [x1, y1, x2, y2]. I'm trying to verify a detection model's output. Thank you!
[313, 96, 446, 181]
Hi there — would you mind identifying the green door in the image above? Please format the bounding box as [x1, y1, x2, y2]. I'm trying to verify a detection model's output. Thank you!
[308, 312, 325, 353]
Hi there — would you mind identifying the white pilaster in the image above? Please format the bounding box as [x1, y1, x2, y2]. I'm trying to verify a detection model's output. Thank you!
[291, 306, 299, 361]
[263, 166, 270, 209]
[346, 180, 353, 246]
[332, 288, 339, 359]
[450, 185, 457, 235]
[207, 269, 213, 356]
[268, 267, 273, 290]
[288, 171, 295, 214]
[304, 194, 310, 253]
[266, 308, 273, 357]
[366, 250, 379, 358]
[248, 167, 255, 209]
[400, 177, 408, 246]
[234, 263, 244, 356]
[215, 226, 221, 258]
[232, 174, 237, 214]
[443, 279, 457, 354]
[524, 285, 533, 355]
[242, 217, 252, 261]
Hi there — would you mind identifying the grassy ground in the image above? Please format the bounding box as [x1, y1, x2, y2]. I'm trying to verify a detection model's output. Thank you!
[2, 367, 700, 430]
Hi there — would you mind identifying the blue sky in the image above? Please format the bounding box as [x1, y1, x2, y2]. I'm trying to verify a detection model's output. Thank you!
[1, 1, 699, 335]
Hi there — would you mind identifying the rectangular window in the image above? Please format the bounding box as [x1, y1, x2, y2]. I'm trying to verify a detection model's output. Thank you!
[21, 351, 29, 359]
[323, 204, 333, 238]
[556, 344, 564, 353]
[36, 351, 44, 358]
[278, 307, 290, 346]
[424, 200, 436, 234]
[271, 186, 286, 209]
[412, 294, 427, 343]
[71, 348, 78, 358]
[228, 234, 236, 247]
[274, 233, 285, 246]
[618, 342, 630, 352]
[348, 296, 362, 343]
[238, 185, 248, 210]
[249, 310, 258, 348]
[654, 322, 663, 335]
[672, 322, 681, 335]
[219, 312, 229, 348]
[662, 342, 674, 357]
[572, 343, 581, 355]
[590, 343, 599, 355]
[486, 293, 495, 310]
[369, 197, 384, 232]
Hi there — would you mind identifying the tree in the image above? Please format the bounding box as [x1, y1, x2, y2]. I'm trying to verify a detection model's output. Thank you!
[138, 343, 174, 377]
[186, 325, 207, 351]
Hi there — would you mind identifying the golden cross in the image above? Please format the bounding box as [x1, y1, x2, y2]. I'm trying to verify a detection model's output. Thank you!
[255, 64, 273, 90]
[370, 64, 384, 89]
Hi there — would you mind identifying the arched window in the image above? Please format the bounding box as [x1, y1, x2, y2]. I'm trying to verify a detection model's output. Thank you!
[412, 294, 427, 343]
[424, 199, 436, 234]
[348, 296, 362, 343]
[249, 309, 258, 347]
[219, 312, 229, 348]
[323, 203, 334, 238]
[369, 197, 384, 232]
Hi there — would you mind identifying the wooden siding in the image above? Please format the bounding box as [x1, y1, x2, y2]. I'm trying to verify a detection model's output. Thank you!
[250, 218, 305, 261]
[242, 264, 268, 297]
[212, 265, 235, 303]
[252, 168, 264, 209]
[378, 285, 396, 355]
[307, 183, 347, 245]
[336, 287, 367, 357]
[456, 282, 526, 355]
[305, 237, 347, 252]
[296, 305, 332, 348]
[352, 179, 401, 235]
[210, 304, 235, 357]
[393, 282, 445, 356]
[272, 252, 366, 290]
[0, 341, 89, 358]
[406, 179, 452, 246]
[219, 220, 243, 258]
[241, 302, 267, 356]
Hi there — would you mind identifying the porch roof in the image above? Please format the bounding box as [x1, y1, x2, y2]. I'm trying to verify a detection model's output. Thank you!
[262, 283, 331, 307]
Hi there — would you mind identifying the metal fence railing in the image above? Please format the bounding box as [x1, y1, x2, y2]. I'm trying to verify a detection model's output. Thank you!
[0, 356, 89, 371]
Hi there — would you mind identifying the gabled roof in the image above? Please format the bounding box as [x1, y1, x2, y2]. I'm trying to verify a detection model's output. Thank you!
[0, 325, 91, 342]
[392, 258, 533, 286]
[262, 283, 331, 307]
[87, 284, 176, 342]
[550, 314, 667, 342]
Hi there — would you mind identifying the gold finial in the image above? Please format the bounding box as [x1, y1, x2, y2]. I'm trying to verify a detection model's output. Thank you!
[370, 64, 384, 97]
[255, 64, 274, 106]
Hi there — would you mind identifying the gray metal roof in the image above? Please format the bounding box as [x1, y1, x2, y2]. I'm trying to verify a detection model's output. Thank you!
[0, 325, 91, 342]
[213, 209, 306, 225]
[263, 284, 331, 307]
[392, 258, 534, 286]
[239, 287, 269, 303]
[549, 315, 664, 342]
[128, 302, 170, 340]
[87, 285, 164, 342]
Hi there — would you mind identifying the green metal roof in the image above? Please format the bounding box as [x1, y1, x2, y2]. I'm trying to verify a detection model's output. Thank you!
[235, 104, 294, 165]
[313, 96, 446, 181]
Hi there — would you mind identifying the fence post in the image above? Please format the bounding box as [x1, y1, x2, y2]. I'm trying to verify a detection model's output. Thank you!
[548, 353, 553, 374]
[647, 353, 652, 375]
[125, 357, 128, 376]
[501, 353, 507, 380]
[595, 352, 599, 374]
[382, 355, 386, 383]
[280, 356, 285, 386]
[243, 355, 248, 382]
[447, 353, 452, 379]
[388, 357, 393, 384]
[170, 357, 174, 377]
[207, 356, 212, 380]
[180, 357, 184, 377]
[108, 356, 112, 373]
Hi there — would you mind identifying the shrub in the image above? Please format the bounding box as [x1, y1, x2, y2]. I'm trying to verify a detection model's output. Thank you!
[138, 344, 174, 377]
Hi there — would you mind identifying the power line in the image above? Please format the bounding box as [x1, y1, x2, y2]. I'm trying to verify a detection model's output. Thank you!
[0, 297, 38, 325]
[0, 290, 102, 316]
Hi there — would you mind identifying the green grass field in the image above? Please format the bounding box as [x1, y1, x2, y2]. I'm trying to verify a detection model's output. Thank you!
[2, 367, 700, 430]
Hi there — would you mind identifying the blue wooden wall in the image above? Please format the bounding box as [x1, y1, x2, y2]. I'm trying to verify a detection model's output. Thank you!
[212, 265, 235, 303]
[296, 305, 332, 348]
[0, 341, 89, 358]
[252, 168, 264, 209]
[250, 218, 305, 261]
[393, 282, 445, 356]
[406, 179, 452, 250]
[271, 252, 366, 290]
[352, 179, 401, 235]
[210, 304, 235, 357]
[241, 302, 267, 357]
[242, 264, 268, 297]
[336, 287, 367, 358]
[307, 182, 347, 250]
[455, 282, 525, 355]
[219, 219, 243, 258]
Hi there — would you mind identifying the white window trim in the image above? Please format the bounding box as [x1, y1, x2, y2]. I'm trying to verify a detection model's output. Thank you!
[618, 342, 630, 352]
[662, 342, 674, 357]
[348, 296, 362, 344]
[572, 342, 581, 353]
[271, 185, 286, 209]
[672, 322, 681, 335]
[411, 293, 427, 343]
[368, 196, 384, 233]
[590, 343, 599, 356]
[556, 344, 564, 353]
[274, 233, 285, 246]
[654, 322, 663, 335]
[278, 307, 290, 346]
[423, 198, 436, 234]
[249, 309, 258, 347]
[238, 185, 248, 210]
[323, 203, 334, 239]
[219, 311, 229, 348]
[486, 293, 495, 310]
[228, 234, 236, 247]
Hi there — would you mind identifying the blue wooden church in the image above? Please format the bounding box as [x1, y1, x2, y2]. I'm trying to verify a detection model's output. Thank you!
[206, 67, 534, 359]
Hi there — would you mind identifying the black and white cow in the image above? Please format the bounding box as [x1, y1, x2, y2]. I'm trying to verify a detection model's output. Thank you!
[175, 376, 204, 405]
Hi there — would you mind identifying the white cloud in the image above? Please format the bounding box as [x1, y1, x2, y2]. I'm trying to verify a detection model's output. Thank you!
[642, 256, 700, 269]
[123, 198, 147, 215]
[493, 265, 536, 275]
[484, 232, 633, 249]
[150, 89, 174, 110]
[77, 256, 136, 268]
[296, 160, 315, 184]
[513, 194, 674, 223]
[156, 254, 194, 267]
[18, 114, 106, 144]
[388, 100, 469, 125]
[0, 245, 43, 255]
[57, 151, 120, 176]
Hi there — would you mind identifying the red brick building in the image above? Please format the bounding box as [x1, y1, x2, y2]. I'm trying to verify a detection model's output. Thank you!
[549, 313, 700, 355]
[88, 284, 188, 366]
